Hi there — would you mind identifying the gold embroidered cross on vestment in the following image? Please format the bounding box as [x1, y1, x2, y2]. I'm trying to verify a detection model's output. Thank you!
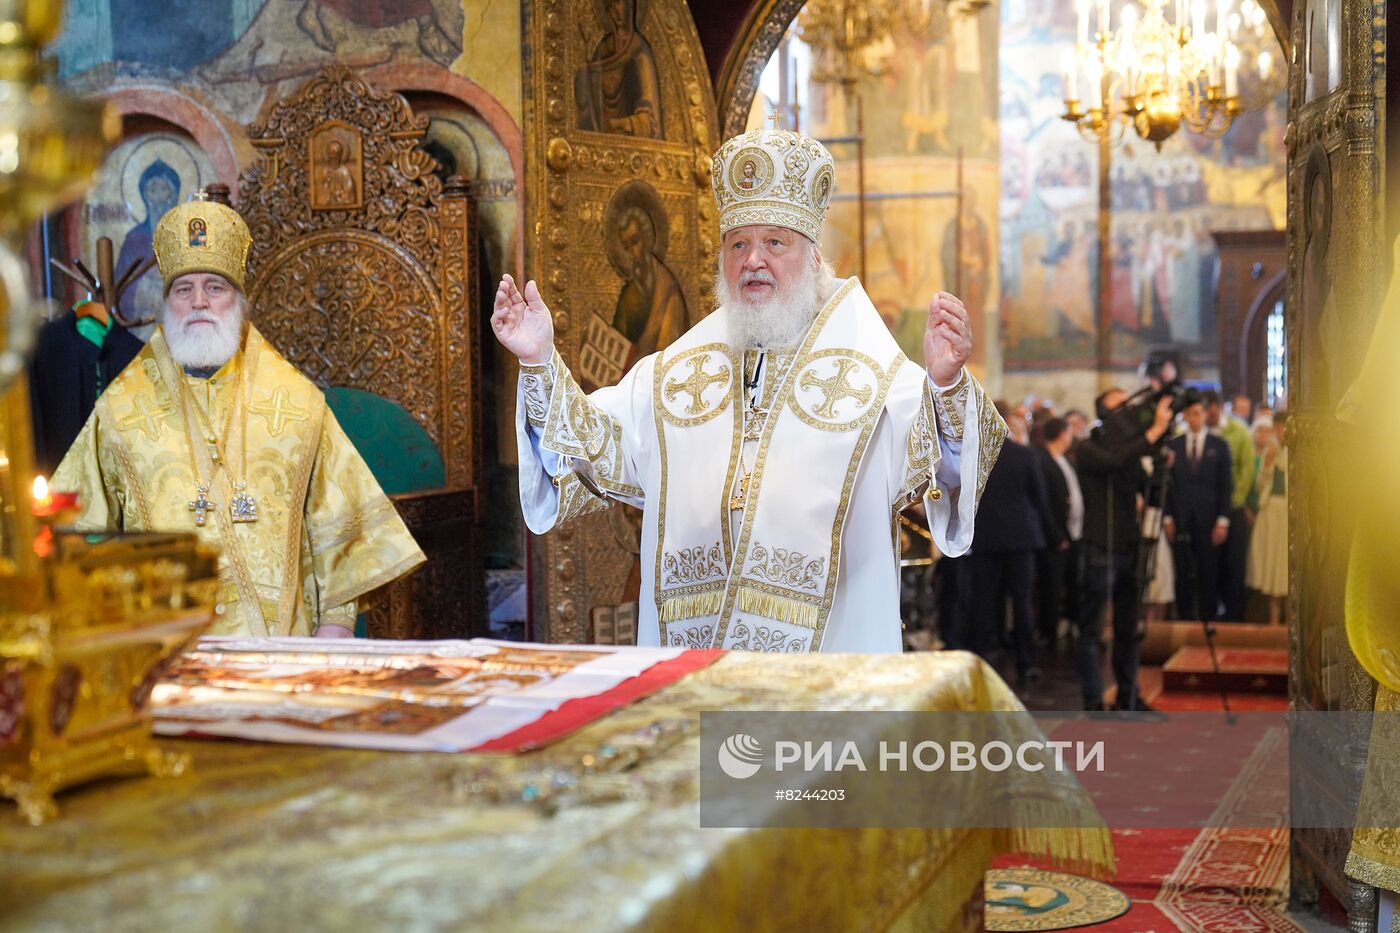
[801, 358, 872, 419]
[664, 355, 728, 415]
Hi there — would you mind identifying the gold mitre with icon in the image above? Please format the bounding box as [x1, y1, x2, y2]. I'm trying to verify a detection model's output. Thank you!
[152, 192, 253, 294]
[711, 119, 835, 243]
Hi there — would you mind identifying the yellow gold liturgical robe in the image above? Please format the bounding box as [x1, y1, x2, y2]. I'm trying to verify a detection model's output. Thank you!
[1341, 236, 1400, 900]
[52, 325, 425, 636]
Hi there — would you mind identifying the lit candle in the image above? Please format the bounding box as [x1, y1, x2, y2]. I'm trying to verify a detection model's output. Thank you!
[1258, 49, 1272, 79]
[31, 475, 79, 519]
[1192, 0, 1207, 37]
[1077, 0, 1090, 47]
[1063, 47, 1079, 99]
[1227, 11, 1240, 38]
[1098, 0, 1110, 38]
[1088, 59, 1103, 109]
[1224, 42, 1240, 96]
[1216, 0, 1229, 39]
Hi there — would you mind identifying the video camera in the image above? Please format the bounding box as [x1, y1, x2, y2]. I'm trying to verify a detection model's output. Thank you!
[1096, 349, 1202, 441]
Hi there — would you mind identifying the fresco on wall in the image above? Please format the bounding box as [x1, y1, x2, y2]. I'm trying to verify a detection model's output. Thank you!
[997, 16, 1286, 372]
[82, 133, 217, 338]
[55, 0, 465, 118]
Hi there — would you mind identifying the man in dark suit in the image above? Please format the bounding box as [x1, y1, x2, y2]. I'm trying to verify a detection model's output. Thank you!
[1165, 399, 1233, 621]
[1075, 389, 1174, 711]
[1035, 418, 1083, 646]
[970, 401, 1058, 686]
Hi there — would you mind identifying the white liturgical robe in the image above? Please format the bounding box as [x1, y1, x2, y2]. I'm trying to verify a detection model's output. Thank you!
[516, 279, 1007, 652]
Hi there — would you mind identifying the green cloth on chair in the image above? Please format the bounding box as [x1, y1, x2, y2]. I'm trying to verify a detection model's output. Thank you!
[323, 387, 445, 495]
[323, 387, 443, 638]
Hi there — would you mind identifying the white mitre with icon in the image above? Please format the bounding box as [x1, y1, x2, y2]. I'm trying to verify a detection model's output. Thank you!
[711, 118, 835, 243]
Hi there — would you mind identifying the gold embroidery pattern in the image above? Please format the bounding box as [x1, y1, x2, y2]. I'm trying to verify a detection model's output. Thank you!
[896, 381, 938, 509]
[932, 368, 971, 441]
[727, 620, 810, 653]
[656, 345, 734, 427]
[568, 394, 607, 460]
[118, 393, 174, 443]
[805, 349, 904, 651]
[541, 351, 643, 499]
[787, 349, 883, 432]
[667, 624, 715, 650]
[663, 544, 727, 586]
[745, 542, 824, 592]
[250, 386, 311, 437]
[651, 342, 738, 618]
[307, 498, 398, 556]
[973, 382, 1008, 507]
[557, 471, 612, 524]
[271, 371, 324, 635]
[106, 417, 156, 530]
[520, 362, 554, 429]
[718, 353, 744, 566]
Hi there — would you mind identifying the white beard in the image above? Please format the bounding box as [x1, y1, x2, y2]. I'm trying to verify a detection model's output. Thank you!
[717, 263, 823, 351]
[163, 301, 245, 371]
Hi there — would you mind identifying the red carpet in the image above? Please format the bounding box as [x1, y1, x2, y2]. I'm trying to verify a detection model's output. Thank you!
[993, 693, 1301, 930]
[1152, 692, 1289, 712]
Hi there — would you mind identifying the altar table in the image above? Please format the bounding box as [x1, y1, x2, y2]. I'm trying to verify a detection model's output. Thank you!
[0, 649, 1112, 931]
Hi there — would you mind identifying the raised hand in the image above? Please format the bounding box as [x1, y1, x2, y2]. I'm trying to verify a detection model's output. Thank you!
[491, 273, 555, 365]
[923, 291, 972, 386]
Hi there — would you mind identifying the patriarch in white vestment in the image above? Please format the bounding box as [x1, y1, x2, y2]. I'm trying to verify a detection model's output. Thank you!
[494, 124, 1007, 652]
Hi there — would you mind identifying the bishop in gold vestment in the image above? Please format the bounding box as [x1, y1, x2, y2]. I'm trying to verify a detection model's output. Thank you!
[52, 196, 424, 638]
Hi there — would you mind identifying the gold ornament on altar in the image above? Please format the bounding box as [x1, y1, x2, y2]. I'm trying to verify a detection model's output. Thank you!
[152, 195, 253, 294]
[0, 0, 219, 825]
[1060, 0, 1285, 149]
[711, 120, 836, 244]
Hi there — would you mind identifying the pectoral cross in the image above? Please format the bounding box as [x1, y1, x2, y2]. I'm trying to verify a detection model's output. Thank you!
[729, 470, 751, 512]
[769, 112, 784, 131]
[188, 485, 215, 527]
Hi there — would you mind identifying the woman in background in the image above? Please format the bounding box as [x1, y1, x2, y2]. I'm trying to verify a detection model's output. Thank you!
[1247, 412, 1289, 624]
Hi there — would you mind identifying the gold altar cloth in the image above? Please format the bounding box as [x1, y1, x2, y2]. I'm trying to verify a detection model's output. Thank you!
[0, 650, 1112, 931]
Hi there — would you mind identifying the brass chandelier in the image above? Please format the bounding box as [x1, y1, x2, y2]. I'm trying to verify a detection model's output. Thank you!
[797, 0, 985, 92]
[1061, 0, 1285, 149]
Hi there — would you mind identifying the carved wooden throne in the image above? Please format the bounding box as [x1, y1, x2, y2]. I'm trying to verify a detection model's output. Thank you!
[238, 65, 482, 639]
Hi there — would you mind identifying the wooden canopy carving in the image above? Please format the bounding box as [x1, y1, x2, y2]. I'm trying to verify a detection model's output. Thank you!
[239, 64, 479, 488]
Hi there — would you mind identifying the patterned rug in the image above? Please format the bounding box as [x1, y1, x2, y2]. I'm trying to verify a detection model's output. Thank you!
[992, 696, 1305, 931]
[984, 869, 1131, 931]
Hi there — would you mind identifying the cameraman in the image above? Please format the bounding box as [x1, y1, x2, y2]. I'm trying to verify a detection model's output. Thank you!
[1074, 388, 1175, 711]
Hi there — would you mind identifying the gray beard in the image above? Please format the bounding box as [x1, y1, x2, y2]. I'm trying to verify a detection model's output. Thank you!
[163, 303, 245, 371]
[717, 264, 822, 351]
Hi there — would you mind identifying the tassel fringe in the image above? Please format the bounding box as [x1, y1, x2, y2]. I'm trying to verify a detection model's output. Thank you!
[737, 587, 821, 630]
[659, 590, 723, 624]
